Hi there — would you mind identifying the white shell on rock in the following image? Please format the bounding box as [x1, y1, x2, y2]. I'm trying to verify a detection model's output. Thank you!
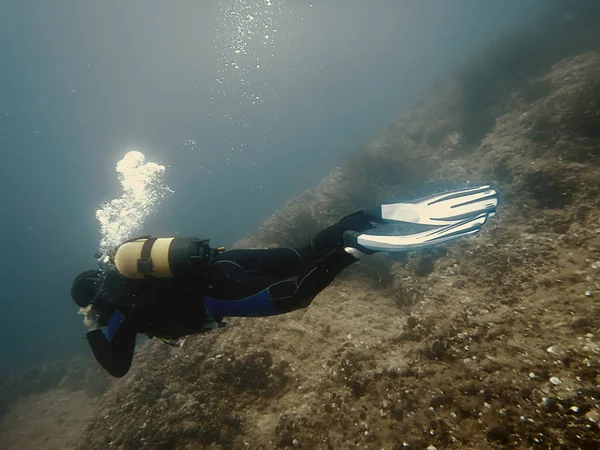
[550, 376, 563, 386]
[546, 345, 560, 356]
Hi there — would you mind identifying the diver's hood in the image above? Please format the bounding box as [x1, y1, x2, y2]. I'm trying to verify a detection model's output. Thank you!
[70, 269, 102, 307]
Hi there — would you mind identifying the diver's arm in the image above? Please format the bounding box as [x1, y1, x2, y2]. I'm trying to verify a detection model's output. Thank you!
[86, 312, 137, 378]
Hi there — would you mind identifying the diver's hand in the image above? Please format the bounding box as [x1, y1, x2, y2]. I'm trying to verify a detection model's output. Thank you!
[79, 305, 100, 332]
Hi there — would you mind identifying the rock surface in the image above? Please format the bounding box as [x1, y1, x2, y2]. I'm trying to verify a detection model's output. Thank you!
[2, 1, 600, 449]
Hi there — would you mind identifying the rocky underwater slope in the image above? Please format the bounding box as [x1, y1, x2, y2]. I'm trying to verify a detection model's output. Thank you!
[2, 1, 600, 449]
[77, 2, 600, 450]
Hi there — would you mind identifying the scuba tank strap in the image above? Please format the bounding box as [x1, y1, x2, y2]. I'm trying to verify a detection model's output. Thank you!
[138, 237, 158, 277]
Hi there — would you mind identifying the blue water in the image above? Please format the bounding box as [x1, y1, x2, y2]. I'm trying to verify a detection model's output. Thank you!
[0, 0, 545, 374]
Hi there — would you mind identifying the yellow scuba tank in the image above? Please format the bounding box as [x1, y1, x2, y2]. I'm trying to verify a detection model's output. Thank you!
[112, 236, 224, 279]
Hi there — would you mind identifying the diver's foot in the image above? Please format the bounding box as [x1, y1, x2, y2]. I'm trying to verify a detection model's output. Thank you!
[311, 211, 376, 254]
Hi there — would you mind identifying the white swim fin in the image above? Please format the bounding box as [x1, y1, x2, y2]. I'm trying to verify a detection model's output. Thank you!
[365, 185, 498, 227]
[344, 212, 490, 253]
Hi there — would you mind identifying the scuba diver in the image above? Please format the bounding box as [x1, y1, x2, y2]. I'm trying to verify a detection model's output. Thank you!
[71, 186, 498, 377]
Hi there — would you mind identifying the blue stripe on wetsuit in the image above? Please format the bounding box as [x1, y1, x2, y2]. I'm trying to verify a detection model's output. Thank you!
[204, 288, 278, 318]
[106, 310, 125, 342]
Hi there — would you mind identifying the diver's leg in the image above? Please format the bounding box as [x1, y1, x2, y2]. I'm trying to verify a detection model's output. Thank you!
[213, 248, 305, 277]
[268, 248, 357, 312]
[203, 248, 357, 319]
[206, 258, 282, 300]
[212, 211, 373, 278]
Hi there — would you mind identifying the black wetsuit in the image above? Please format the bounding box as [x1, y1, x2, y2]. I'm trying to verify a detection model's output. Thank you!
[86, 211, 374, 377]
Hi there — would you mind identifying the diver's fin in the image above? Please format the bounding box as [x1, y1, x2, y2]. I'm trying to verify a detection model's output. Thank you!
[365, 185, 498, 227]
[344, 213, 489, 253]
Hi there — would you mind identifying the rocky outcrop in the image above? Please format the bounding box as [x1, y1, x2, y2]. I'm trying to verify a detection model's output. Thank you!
[67, 1, 600, 448]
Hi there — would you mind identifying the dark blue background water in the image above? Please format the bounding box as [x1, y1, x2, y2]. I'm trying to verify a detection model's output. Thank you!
[0, 0, 544, 374]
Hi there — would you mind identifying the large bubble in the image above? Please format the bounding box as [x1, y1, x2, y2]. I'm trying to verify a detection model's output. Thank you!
[95, 151, 173, 255]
